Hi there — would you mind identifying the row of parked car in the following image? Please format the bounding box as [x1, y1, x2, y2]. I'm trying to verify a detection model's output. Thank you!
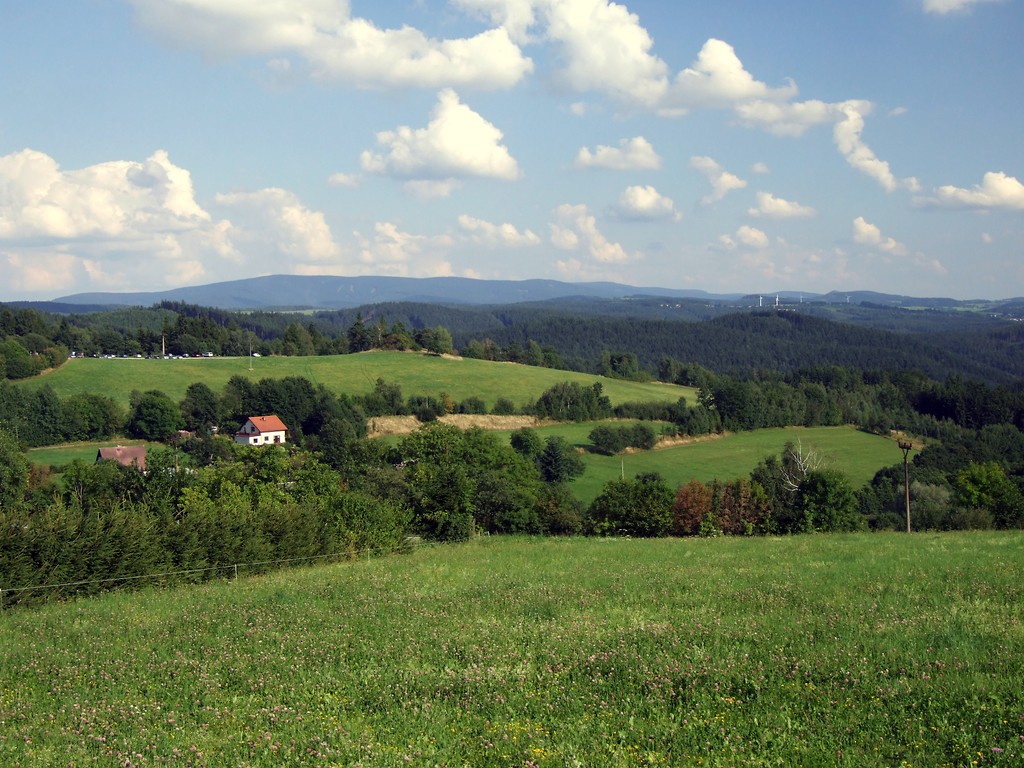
[72, 352, 217, 359]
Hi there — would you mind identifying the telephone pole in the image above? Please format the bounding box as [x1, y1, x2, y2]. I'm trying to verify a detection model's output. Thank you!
[898, 440, 913, 533]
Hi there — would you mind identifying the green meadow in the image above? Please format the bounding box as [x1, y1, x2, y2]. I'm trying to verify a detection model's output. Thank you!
[19, 353, 696, 411]
[27, 439, 153, 469]
[492, 423, 907, 504]
[1, 534, 1021, 766]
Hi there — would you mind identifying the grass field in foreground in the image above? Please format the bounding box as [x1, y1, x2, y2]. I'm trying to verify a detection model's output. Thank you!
[18, 352, 695, 412]
[2, 534, 1021, 766]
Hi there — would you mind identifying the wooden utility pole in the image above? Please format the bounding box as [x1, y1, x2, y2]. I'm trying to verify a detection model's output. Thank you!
[899, 440, 913, 533]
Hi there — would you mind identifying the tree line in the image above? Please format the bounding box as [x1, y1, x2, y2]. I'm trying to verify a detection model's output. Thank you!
[5, 298, 1024, 384]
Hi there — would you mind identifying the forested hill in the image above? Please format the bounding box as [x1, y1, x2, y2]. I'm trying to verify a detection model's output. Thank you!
[3, 297, 1022, 384]
[297, 301, 1022, 383]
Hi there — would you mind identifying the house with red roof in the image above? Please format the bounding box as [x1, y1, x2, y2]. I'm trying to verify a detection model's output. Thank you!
[234, 415, 289, 446]
[96, 445, 147, 473]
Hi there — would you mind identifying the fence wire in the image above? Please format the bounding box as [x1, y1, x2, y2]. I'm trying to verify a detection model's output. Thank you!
[0, 541, 417, 609]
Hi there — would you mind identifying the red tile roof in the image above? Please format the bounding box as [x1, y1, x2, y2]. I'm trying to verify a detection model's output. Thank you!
[242, 415, 288, 434]
[96, 445, 147, 472]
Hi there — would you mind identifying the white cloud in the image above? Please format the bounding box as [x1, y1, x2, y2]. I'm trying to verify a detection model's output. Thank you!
[0, 144, 372, 296]
[690, 156, 747, 203]
[737, 98, 917, 191]
[550, 203, 631, 263]
[665, 39, 797, 112]
[215, 187, 341, 265]
[748, 191, 815, 219]
[716, 225, 769, 251]
[751, 162, 770, 175]
[0, 148, 208, 239]
[852, 216, 907, 256]
[458, 214, 541, 246]
[922, 0, 1004, 14]
[736, 225, 769, 249]
[361, 89, 520, 191]
[540, 0, 668, 108]
[127, 0, 533, 90]
[735, 98, 835, 137]
[355, 221, 456, 277]
[574, 136, 661, 170]
[327, 172, 361, 188]
[404, 179, 463, 200]
[0, 148, 244, 294]
[922, 171, 1024, 211]
[615, 185, 681, 221]
[834, 102, 905, 193]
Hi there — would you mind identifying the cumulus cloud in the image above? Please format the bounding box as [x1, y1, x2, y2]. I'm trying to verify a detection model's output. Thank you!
[574, 136, 661, 170]
[748, 191, 815, 219]
[540, 0, 668, 108]
[735, 98, 835, 137]
[214, 188, 341, 266]
[127, 0, 533, 89]
[457, 214, 541, 246]
[833, 102, 920, 193]
[0, 147, 352, 294]
[614, 186, 681, 221]
[852, 216, 907, 256]
[550, 203, 631, 263]
[0, 148, 237, 294]
[736, 225, 770, 249]
[327, 172, 360, 188]
[716, 225, 769, 250]
[920, 171, 1024, 211]
[665, 39, 797, 112]
[0, 147, 209, 239]
[356, 221, 455, 277]
[922, 0, 1004, 14]
[361, 89, 520, 196]
[691, 156, 747, 203]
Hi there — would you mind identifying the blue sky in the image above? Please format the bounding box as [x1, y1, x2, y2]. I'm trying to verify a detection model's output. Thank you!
[1, 0, 1022, 301]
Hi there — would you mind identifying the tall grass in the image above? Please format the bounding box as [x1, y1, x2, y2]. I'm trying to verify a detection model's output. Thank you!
[2, 533, 1021, 766]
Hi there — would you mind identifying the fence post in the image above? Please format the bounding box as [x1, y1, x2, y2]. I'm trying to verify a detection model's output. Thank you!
[233, 564, 238, 580]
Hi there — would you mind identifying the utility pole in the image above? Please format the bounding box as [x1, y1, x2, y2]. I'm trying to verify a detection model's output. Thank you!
[899, 439, 913, 533]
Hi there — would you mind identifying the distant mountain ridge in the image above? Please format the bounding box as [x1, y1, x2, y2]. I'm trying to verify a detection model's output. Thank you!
[51, 275, 741, 310]
[45, 275, 1011, 311]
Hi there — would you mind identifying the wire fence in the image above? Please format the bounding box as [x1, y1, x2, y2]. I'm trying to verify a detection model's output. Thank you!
[0, 540, 420, 610]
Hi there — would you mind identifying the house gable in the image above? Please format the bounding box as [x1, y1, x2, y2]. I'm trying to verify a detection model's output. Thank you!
[234, 415, 289, 446]
[96, 445, 148, 472]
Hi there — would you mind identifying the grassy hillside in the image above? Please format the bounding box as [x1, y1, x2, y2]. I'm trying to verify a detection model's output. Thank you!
[570, 425, 906, 503]
[2, 534, 1021, 766]
[490, 423, 907, 502]
[19, 353, 695, 411]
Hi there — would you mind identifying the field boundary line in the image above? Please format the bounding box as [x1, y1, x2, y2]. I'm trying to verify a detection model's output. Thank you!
[0, 542, 414, 608]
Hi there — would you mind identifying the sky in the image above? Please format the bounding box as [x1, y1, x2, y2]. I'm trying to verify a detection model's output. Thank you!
[1, 0, 1022, 302]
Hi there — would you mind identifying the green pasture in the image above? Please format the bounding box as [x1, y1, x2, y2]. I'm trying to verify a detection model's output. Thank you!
[493, 423, 907, 504]
[27, 439, 153, 469]
[19, 353, 695, 411]
[2, 534, 1021, 766]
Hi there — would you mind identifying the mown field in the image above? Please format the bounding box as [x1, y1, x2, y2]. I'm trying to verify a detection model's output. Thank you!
[1, 534, 1021, 766]
[496, 423, 908, 504]
[20, 353, 696, 411]
[27, 439, 153, 469]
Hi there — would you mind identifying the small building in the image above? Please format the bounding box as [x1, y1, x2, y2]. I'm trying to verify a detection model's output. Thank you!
[96, 445, 147, 473]
[234, 415, 289, 446]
